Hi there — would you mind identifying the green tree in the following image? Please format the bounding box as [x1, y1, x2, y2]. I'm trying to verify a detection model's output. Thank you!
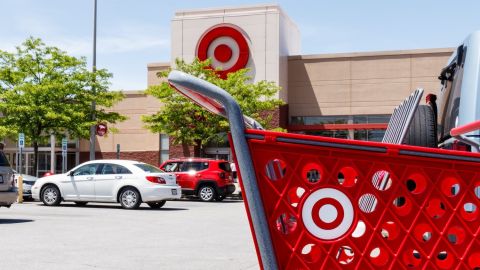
[0, 37, 126, 176]
[143, 58, 284, 157]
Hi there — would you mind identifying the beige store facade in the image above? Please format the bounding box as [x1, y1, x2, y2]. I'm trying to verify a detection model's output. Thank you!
[5, 4, 454, 175]
[88, 4, 453, 166]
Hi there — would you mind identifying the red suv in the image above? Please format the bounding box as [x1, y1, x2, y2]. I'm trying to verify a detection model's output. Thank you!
[159, 158, 235, 202]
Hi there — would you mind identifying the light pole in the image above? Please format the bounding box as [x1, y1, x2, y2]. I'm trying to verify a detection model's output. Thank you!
[89, 0, 97, 160]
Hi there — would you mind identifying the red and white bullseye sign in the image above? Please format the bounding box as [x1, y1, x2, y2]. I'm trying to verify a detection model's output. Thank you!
[196, 25, 249, 78]
[301, 187, 355, 241]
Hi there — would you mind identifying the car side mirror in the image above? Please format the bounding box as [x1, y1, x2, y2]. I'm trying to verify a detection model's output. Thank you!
[67, 171, 74, 176]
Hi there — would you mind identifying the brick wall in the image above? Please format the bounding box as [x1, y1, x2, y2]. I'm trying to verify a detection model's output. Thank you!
[80, 151, 161, 166]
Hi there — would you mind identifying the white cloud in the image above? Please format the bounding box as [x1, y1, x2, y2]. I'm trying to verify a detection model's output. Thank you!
[0, 10, 170, 56]
[0, 34, 169, 58]
[50, 34, 169, 56]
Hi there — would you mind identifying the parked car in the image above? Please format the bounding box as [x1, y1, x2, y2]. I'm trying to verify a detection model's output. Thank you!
[14, 170, 38, 200]
[405, 31, 480, 151]
[160, 158, 235, 202]
[0, 151, 17, 208]
[32, 160, 181, 209]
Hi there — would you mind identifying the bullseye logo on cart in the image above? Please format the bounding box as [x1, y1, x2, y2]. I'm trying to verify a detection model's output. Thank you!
[196, 24, 250, 78]
[301, 187, 356, 241]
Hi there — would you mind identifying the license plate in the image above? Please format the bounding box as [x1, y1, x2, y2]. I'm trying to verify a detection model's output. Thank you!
[171, 189, 177, 195]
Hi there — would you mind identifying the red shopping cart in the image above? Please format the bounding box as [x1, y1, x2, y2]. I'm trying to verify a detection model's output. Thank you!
[168, 70, 480, 270]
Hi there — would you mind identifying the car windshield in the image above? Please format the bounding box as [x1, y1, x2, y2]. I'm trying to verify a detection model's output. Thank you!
[134, 163, 164, 173]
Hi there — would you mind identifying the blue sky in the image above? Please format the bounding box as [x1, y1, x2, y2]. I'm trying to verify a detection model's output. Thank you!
[1, 0, 479, 90]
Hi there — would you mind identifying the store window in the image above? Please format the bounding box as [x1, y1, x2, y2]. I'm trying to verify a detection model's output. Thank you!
[290, 114, 390, 142]
[354, 129, 386, 142]
[353, 115, 391, 124]
[305, 130, 348, 139]
[160, 134, 169, 164]
[290, 115, 349, 125]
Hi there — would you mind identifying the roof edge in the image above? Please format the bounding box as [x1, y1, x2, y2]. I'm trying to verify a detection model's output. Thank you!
[289, 47, 455, 60]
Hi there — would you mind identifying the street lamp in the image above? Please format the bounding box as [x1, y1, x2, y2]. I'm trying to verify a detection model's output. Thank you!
[89, 0, 97, 160]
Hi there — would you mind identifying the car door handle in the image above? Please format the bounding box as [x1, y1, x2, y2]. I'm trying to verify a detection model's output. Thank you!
[115, 176, 122, 179]
[86, 177, 93, 180]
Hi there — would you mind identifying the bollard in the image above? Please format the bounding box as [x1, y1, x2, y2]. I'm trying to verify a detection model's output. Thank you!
[18, 175, 23, 203]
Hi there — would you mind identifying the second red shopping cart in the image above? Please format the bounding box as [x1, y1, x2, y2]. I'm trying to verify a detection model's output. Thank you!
[168, 70, 480, 270]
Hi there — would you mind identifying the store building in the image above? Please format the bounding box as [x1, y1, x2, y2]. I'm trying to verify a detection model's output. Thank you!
[3, 4, 454, 175]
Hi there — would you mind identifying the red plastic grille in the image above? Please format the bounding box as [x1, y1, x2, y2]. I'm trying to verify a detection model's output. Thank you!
[239, 130, 480, 270]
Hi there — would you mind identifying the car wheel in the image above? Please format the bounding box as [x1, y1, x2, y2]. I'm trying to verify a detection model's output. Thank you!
[119, 188, 142, 209]
[216, 195, 225, 202]
[198, 185, 216, 202]
[403, 105, 437, 148]
[41, 185, 61, 206]
[74, 202, 88, 206]
[147, 200, 166, 209]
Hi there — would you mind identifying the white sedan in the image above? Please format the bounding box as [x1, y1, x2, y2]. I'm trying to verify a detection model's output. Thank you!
[32, 160, 181, 209]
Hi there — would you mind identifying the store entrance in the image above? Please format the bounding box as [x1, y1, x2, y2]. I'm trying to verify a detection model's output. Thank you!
[13, 152, 34, 176]
[204, 147, 231, 161]
[10, 151, 76, 177]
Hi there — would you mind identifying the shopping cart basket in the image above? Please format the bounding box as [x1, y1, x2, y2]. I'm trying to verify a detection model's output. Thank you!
[168, 70, 480, 270]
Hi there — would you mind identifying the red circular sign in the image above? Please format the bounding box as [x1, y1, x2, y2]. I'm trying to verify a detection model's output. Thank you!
[301, 187, 356, 241]
[214, 44, 233, 62]
[96, 123, 108, 136]
[197, 25, 249, 79]
[311, 198, 345, 230]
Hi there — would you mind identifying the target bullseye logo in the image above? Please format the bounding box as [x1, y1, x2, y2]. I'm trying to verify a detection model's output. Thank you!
[197, 25, 249, 78]
[302, 188, 355, 241]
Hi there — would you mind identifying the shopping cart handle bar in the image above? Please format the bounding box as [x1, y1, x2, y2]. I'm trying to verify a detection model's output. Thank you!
[450, 120, 480, 137]
[168, 71, 264, 130]
[168, 70, 277, 270]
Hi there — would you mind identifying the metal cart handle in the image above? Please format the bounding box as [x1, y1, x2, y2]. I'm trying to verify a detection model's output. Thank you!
[450, 120, 480, 152]
[450, 120, 480, 137]
[168, 70, 278, 270]
[168, 72, 264, 130]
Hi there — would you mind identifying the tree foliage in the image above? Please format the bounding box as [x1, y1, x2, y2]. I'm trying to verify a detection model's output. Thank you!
[0, 37, 126, 175]
[142, 58, 284, 156]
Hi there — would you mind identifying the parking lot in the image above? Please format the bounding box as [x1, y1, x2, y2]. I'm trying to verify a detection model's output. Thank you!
[0, 199, 258, 270]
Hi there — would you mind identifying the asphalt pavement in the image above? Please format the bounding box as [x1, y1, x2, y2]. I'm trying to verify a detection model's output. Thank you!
[0, 199, 258, 270]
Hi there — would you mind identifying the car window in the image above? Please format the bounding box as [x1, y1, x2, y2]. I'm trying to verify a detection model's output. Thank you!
[442, 64, 464, 139]
[218, 162, 231, 172]
[115, 165, 132, 174]
[0, 151, 10, 166]
[73, 164, 99, 176]
[134, 163, 164, 173]
[180, 162, 209, 172]
[163, 162, 181, 172]
[99, 164, 132, 175]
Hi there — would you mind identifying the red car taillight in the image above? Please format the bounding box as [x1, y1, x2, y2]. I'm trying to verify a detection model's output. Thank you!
[146, 176, 166, 184]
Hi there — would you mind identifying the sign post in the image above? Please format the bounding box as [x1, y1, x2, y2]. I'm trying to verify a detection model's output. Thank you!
[18, 133, 25, 203]
[62, 138, 68, 173]
[116, 144, 120, 159]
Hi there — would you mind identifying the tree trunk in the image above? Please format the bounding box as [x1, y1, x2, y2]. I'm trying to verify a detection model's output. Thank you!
[33, 141, 39, 177]
[193, 139, 202, 157]
[182, 142, 191, 157]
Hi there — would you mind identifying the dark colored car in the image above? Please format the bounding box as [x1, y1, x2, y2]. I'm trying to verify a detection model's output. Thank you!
[0, 151, 17, 207]
[404, 31, 480, 152]
[160, 158, 235, 202]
